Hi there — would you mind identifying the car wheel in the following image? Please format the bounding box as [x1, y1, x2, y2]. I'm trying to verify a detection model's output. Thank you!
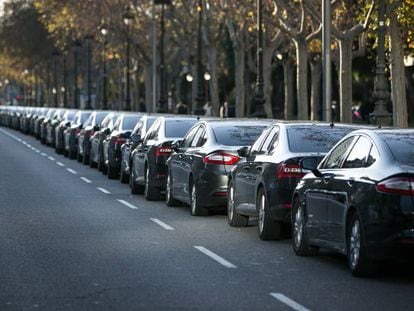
[107, 160, 118, 179]
[165, 171, 180, 207]
[292, 198, 319, 256]
[257, 187, 282, 240]
[82, 151, 89, 165]
[227, 180, 248, 227]
[77, 151, 82, 162]
[144, 167, 161, 201]
[130, 164, 144, 194]
[120, 169, 129, 184]
[347, 212, 376, 277]
[190, 180, 208, 216]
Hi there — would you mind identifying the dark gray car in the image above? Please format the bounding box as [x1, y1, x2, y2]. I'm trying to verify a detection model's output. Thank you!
[165, 119, 273, 216]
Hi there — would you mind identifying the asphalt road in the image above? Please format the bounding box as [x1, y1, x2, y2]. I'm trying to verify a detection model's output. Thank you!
[1, 127, 413, 311]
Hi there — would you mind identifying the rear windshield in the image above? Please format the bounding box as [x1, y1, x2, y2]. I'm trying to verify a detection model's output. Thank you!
[213, 125, 266, 146]
[81, 112, 92, 123]
[165, 120, 197, 138]
[383, 133, 414, 166]
[95, 112, 108, 125]
[287, 126, 357, 153]
[122, 116, 140, 130]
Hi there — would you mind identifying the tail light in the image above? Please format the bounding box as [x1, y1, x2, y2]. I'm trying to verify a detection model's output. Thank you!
[203, 152, 240, 165]
[89, 130, 95, 137]
[114, 136, 126, 146]
[376, 177, 414, 196]
[75, 128, 82, 136]
[277, 163, 305, 179]
[156, 146, 172, 157]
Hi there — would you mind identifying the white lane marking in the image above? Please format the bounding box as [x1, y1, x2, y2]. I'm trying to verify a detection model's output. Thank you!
[97, 187, 111, 194]
[117, 199, 138, 210]
[35, 150, 40, 153]
[150, 218, 175, 231]
[31, 147, 36, 151]
[57, 162, 65, 167]
[80, 177, 92, 183]
[48, 156, 55, 161]
[41, 153, 47, 156]
[66, 168, 77, 174]
[270, 293, 311, 311]
[26, 144, 32, 147]
[194, 246, 237, 269]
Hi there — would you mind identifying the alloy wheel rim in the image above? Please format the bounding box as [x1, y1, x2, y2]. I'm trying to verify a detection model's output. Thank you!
[228, 185, 234, 221]
[258, 193, 265, 234]
[294, 205, 303, 248]
[191, 185, 196, 213]
[145, 169, 149, 196]
[166, 174, 171, 202]
[349, 219, 361, 268]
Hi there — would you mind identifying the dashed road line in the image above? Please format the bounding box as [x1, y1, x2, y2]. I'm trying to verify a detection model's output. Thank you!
[117, 199, 139, 210]
[35, 150, 40, 153]
[66, 168, 77, 174]
[97, 187, 111, 194]
[56, 162, 65, 167]
[194, 246, 237, 269]
[41, 152, 47, 156]
[80, 177, 92, 183]
[150, 218, 175, 230]
[48, 156, 55, 161]
[270, 293, 310, 311]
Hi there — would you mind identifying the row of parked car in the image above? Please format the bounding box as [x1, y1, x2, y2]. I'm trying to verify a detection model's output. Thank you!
[1, 105, 413, 277]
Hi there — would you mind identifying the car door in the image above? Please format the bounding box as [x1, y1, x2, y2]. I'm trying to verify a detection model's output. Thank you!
[327, 135, 377, 245]
[172, 126, 200, 201]
[306, 136, 356, 241]
[234, 127, 273, 211]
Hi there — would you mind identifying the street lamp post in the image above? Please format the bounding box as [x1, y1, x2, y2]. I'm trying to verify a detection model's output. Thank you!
[62, 52, 68, 108]
[52, 49, 60, 108]
[85, 35, 94, 110]
[123, 6, 134, 111]
[370, 0, 392, 126]
[101, 25, 108, 110]
[194, 0, 205, 116]
[72, 40, 81, 109]
[252, 0, 266, 118]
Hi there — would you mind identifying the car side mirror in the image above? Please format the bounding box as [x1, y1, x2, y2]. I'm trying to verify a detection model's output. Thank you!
[237, 146, 249, 158]
[93, 125, 100, 131]
[131, 134, 142, 143]
[103, 128, 111, 135]
[172, 140, 182, 152]
[65, 121, 71, 127]
[300, 157, 322, 177]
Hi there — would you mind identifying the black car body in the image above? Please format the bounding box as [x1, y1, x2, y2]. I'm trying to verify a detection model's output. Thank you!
[228, 122, 364, 240]
[55, 110, 77, 154]
[46, 109, 65, 147]
[40, 108, 56, 144]
[130, 116, 200, 200]
[89, 112, 118, 170]
[102, 113, 141, 178]
[120, 115, 158, 183]
[77, 111, 110, 164]
[63, 110, 92, 159]
[166, 119, 273, 216]
[291, 129, 414, 276]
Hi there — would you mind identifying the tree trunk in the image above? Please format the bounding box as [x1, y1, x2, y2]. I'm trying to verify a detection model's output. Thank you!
[206, 47, 220, 116]
[234, 47, 246, 117]
[143, 63, 153, 113]
[339, 38, 353, 123]
[310, 59, 322, 120]
[295, 40, 309, 120]
[283, 59, 295, 120]
[263, 44, 274, 118]
[389, 10, 408, 128]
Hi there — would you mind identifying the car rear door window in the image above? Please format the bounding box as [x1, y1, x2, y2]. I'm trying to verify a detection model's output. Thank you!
[261, 126, 280, 154]
[250, 127, 272, 155]
[181, 126, 199, 148]
[321, 137, 355, 169]
[342, 136, 372, 168]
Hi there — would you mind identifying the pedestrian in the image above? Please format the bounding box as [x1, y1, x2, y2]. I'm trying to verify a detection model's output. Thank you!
[176, 101, 187, 114]
[203, 101, 212, 116]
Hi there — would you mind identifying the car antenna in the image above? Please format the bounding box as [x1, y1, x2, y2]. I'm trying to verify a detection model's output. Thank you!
[330, 120, 334, 128]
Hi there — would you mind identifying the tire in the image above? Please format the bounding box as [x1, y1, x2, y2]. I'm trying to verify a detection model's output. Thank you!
[144, 166, 161, 201]
[77, 151, 82, 162]
[165, 171, 180, 207]
[69, 148, 76, 159]
[90, 158, 97, 168]
[120, 169, 129, 184]
[190, 180, 209, 216]
[130, 164, 144, 194]
[227, 180, 248, 227]
[82, 151, 89, 165]
[107, 160, 118, 179]
[347, 212, 376, 277]
[292, 198, 319, 256]
[257, 187, 282, 240]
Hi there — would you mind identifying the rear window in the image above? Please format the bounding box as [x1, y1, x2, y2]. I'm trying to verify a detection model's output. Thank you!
[287, 126, 357, 153]
[122, 116, 140, 130]
[95, 112, 108, 125]
[165, 120, 197, 138]
[383, 133, 414, 166]
[80, 112, 92, 123]
[213, 125, 266, 146]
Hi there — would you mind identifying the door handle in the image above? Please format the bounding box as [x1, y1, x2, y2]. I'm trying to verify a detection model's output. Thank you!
[255, 166, 263, 172]
[347, 177, 355, 187]
[323, 175, 333, 183]
[243, 167, 250, 172]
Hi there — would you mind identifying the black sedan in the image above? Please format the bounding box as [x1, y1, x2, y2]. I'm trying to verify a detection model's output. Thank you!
[63, 110, 92, 159]
[55, 110, 77, 155]
[166, 119, 273, 216]
[130, 116, 200, 200]
[228, 122, 364, 240]
[292, 129, 414, 276]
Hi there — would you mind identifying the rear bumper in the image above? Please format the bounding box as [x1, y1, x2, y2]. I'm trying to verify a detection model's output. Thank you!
[196, 173, 229, 208]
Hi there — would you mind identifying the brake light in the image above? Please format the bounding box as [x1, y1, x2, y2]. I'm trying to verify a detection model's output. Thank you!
[277, 163, 304, 179]
[75, 128, 81, 136]
[203, 152, 240, 165]
[376, 177, 414, 196]
[156, 146, 172, 157]
[114, 136, 126, 146]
